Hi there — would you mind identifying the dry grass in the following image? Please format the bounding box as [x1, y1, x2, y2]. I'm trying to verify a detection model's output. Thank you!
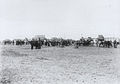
[0, 45, 120, 84]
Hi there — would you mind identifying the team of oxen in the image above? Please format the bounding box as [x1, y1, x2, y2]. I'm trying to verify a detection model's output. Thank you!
[2, 38, 73, 49]
[2, 35, 119, 49]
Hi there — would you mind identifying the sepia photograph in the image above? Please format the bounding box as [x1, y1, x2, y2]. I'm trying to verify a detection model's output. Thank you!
[0, 0, 120, 84]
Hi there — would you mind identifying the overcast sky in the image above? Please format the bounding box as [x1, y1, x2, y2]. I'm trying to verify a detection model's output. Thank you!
[0, 0, 120, 40]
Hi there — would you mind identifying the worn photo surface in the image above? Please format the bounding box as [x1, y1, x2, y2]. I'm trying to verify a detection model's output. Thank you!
[0, 0, 120, 84]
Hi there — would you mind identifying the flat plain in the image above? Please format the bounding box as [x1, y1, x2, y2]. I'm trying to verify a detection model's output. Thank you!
[0, 45, 120, 84]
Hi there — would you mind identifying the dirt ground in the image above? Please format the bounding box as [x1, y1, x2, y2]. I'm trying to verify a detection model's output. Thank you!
[0, 45, 120, 84]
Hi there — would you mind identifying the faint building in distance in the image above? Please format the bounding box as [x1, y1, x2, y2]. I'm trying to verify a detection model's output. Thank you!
[33, 35, 46, 40]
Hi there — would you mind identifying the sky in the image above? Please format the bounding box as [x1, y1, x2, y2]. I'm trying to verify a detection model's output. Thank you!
[0, 0, 120, 40]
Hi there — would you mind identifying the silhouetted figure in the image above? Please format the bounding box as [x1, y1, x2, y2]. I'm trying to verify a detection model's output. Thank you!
[113, 40, 117, 48]
[12, 40, 15, 45]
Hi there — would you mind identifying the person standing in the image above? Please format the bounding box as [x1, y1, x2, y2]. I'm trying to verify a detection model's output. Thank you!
[113, 40, 117, 48]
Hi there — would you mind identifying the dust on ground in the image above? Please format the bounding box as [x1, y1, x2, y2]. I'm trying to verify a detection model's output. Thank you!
[0, 45, 120, 84]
